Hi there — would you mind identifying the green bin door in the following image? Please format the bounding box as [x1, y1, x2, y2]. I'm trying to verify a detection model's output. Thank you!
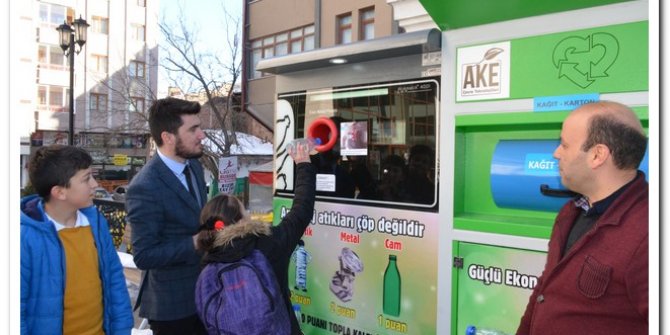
[453, 242, 546, 335]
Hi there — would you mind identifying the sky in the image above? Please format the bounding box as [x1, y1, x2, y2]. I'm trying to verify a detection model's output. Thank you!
[158, 0, 244, 96]
[160, 0, 243, 46]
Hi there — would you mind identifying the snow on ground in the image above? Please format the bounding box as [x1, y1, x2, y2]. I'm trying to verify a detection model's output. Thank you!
[203, 131, 273, 155]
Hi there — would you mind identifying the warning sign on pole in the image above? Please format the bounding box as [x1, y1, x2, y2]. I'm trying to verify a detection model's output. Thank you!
[218, 156, 238, 195]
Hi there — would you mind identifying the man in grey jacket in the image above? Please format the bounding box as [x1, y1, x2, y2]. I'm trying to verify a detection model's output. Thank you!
[126, 98, 208, 335]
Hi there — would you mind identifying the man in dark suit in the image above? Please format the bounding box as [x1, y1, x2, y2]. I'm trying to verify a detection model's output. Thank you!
[126, 98, 208, 335]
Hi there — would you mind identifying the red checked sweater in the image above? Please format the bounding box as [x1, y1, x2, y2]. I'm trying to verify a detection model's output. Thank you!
[517, 175, 648, 335]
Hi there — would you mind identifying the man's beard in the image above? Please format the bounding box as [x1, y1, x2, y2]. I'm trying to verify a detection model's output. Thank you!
[175, 136, 204, 159]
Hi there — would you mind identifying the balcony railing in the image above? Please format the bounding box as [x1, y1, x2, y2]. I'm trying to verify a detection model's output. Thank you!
[36, 104, 67, 113]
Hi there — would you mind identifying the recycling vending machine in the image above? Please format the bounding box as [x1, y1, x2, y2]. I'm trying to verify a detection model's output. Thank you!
[261, 29, 444, 334]
[442, 2, 650, 334]
[259, 1, 650, 334]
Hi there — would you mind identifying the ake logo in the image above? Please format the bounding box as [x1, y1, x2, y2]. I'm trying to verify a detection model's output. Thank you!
[457, 41, 510, 102]
[552, 32, 619, 89]
[462, 48, 504, 94]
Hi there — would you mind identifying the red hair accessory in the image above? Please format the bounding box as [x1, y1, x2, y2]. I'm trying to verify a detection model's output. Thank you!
[214, 220, 225, 230]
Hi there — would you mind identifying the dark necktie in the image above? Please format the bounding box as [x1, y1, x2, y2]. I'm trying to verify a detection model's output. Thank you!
[183, 164, 200, 205]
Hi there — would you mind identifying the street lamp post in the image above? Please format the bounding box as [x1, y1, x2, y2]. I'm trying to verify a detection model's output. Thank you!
[56, 16, 89, 146]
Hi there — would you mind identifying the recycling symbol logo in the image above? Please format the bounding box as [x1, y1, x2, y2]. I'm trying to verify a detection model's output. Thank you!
[552, 32, 619, 88]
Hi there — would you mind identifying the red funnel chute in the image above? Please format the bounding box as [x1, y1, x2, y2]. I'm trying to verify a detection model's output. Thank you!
[307, 117, 338, 152]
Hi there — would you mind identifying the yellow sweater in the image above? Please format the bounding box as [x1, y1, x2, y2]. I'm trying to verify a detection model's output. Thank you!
[58, 226, 104, 335]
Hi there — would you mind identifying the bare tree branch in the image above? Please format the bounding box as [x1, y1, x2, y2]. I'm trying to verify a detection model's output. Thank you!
[159, 2, 243, 176]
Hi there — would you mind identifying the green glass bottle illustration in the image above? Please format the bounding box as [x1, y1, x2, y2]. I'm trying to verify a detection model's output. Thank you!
[383, 254, 401, 316]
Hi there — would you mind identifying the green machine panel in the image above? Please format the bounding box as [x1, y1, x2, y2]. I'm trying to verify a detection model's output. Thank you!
[511, 21, 648, 97]
[451, 242, 547, 335]
[453, 108, 648, 239]
[455, 21, 648, 102]
[452, 20, 649, 238]
[274, 198, 441, 335]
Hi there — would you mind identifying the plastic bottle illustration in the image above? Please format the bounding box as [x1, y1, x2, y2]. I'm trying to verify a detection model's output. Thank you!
[292, 239, 311, 291]
[286, 137, 322, 156]
[465, 325, 510, 335]
[293, 304, 302, 323]
[383, 254, 401, 317]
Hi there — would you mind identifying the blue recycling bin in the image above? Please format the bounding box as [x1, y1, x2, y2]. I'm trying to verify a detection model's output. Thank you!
[490, 140, 648, 212]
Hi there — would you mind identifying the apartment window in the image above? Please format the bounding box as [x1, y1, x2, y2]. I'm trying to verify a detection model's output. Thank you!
[51, 86, 67, 108]
[129, 61, 146, 78]
[48, 45, 65, 67]
[303, 26, 315, 50]
[39, 4, 49, 23]
[91, 16, 109, 34]
[250, 25, 315, 78]
[90, 93, 108, 112]
[92, 55, 108, 73]
[130, 97, 145, 113]
[38, 85, 69, 112]
[38, 44, 67, 69]
[289, 25, 315, 53]
[39, 3, 72, 26]
[337, 13, 352, 44]
[360, 7, 375, 41]
[137, 0, 146, 7]
[38, 86, 46, 105]
[262, 36, 275, 59]
[132, 24, 146, 41]
[275, 33, 288, 57]
[251, 46, 262, 79]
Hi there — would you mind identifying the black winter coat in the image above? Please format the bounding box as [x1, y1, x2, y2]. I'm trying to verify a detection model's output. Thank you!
[202, 163, 316, 334]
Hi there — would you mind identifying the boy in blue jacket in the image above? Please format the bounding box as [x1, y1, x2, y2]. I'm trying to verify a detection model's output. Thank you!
[20, 145, 133, 335]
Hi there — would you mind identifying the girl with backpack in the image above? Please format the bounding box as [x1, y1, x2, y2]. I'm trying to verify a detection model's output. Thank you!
[194, 142, 315, 335]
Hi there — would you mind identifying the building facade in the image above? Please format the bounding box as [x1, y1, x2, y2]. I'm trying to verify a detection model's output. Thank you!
[244, 0, 435, 132]
[16, 0, 159, 187]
